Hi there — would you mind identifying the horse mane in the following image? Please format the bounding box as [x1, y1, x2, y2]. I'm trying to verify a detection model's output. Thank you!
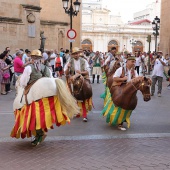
[73, 73, 81, 79]
[70, 73, 82, 82]
[107, 60, 121, 76]
[128, 76, 152, 86]
[130, 76, 143, 83]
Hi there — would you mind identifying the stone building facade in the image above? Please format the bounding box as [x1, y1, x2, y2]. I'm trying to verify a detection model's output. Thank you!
[160, 0, 170, 54]
[0, 0, 82, 53]
[82, 0, 157, 53]
[40, 0, 82, 51]
[82, 7, 155, 53]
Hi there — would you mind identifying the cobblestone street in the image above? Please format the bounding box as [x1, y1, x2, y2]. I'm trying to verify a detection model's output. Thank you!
[0, 137, 170, 170]
[0, 81, 170, 170]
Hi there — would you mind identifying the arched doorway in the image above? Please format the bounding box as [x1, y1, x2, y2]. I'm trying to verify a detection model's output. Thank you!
[133, 41, 143, 53]
[81, 39, 92, 51]
[108, 40, 119, 52]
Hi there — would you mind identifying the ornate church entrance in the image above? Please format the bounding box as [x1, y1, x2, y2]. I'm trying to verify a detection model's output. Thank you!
[108, 40, 119, 52]
[81, 39, 92, 51]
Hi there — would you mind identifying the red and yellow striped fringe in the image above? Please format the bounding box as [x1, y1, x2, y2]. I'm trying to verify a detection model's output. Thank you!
[77, 98, 93, 117]
[11, 96, 70, 139]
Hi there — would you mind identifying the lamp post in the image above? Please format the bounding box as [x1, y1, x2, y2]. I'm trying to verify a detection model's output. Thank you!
[62, 0, 81, 52]
[130, 39, 137, 54]
[152, 16, 160, 53]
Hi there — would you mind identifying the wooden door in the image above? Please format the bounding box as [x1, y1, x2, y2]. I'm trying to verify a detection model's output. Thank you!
[81, 44, 92, 51]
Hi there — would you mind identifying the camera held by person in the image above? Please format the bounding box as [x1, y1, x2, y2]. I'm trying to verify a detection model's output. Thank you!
[157, 55, 161, 59]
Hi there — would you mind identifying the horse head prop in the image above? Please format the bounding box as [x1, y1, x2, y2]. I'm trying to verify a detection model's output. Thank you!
[107, 60, 121, 89]
[70, 74, 92, 101]
[134, 76, 152, 102]
[107, 60, 121, 77]
[111, 76, 152, 110]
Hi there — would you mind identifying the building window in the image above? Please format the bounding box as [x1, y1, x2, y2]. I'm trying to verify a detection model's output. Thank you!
[82, 39, 92, 45]
[108, 40, 118, 46]
[134, 41, 143, 46]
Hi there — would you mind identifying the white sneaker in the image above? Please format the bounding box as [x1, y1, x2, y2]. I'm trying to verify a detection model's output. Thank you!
[83, 118, 88, 122]
[158, 93, 161, 97]
[7, 90, 12, 93]
[118, 126, 126, 131]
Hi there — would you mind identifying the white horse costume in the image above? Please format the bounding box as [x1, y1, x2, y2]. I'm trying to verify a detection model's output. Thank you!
[14, 78, 60, 110]
[11, 77, 79, 139]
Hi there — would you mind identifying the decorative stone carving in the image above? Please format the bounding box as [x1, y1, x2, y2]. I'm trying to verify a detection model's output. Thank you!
[27, 13, 36, 23]
[58, 29, 65, 37]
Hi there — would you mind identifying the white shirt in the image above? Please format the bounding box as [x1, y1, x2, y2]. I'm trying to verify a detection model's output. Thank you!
[20, 65, 52, 88]
[43, 52, 48, 61]
[152, 58, 168, 77]
[50, 53, 56, 65]
[104, 53, 115, 65]
[141, 55, 145, 61]
[113, 67, 138, 82]
[22, 54, 28, 64]
[64, 58, 90, 72]
[135, 57, 141, 66]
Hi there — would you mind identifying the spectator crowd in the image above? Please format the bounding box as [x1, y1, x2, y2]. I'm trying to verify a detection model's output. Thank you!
[0, 46, 170, 96]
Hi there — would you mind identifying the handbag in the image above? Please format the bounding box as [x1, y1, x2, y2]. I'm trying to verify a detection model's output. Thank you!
[3, 73, 10, 79]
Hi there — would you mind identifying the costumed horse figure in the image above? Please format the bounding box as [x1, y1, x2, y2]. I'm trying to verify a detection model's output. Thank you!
[69, 73, 93, 118]
[102, 76, 152, 128]
[106, 60, 121, 89]
[100, 60, 121, 105]
[11, 77, 79, 139]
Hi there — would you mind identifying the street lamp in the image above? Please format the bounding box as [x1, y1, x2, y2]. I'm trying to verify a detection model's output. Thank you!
[152, 16, 160, 52]
[62, 0, 81, 52]
[130, 39, 137, 54]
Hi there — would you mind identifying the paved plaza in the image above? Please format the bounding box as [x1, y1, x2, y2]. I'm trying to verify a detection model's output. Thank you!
[0, 79, 170, 170]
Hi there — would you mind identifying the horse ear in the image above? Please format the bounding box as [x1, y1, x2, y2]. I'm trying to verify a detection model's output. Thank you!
[149, 78, 152, 85]
[144, 76, 147, 81]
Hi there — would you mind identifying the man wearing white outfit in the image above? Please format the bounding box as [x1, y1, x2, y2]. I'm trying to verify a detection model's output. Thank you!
[64, 47, 91, 122]
[151, 51, 168, 97]
[113, 56, 138, 130]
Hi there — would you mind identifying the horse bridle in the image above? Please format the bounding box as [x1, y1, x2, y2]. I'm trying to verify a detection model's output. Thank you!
[73, 75, 84, 95]
[130, 79, 151, 97]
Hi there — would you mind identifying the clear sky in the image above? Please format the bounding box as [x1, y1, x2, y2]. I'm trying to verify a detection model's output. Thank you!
[102, 0, 157, 22]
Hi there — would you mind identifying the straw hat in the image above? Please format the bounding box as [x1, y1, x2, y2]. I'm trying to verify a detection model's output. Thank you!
[31, 50, 42, 57]
[71, 47, 82, 54]
[157, 51, 163, 54]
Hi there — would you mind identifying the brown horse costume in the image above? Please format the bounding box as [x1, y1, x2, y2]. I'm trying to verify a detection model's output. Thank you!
[110, 76, 151, 110]
[102, 60, 152, 128]
[70, 74, 92, 101]
[69, 73, 93, 119]
[106, 60, 121, 89]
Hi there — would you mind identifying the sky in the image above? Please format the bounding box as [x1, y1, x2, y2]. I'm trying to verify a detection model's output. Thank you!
[102, 0, 157, 22]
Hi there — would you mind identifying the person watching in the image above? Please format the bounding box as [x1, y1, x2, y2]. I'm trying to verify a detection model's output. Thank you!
[151, 51, 168, 97]
[13, 50, 31, 78]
